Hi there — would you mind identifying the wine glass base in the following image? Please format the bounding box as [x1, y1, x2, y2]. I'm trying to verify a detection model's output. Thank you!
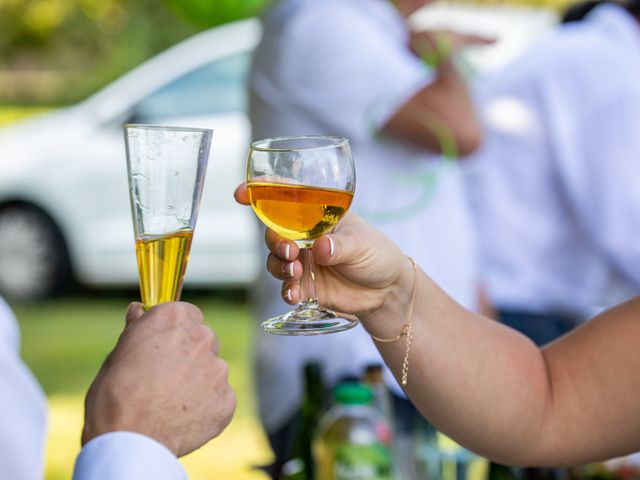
[261, 306, 359, 336]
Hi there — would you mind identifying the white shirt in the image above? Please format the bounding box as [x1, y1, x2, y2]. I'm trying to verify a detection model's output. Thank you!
[0, 296, 187, 479]
[73, 432, 187, 480]
[466, 4, 640, 317]
[0, 297, 47, 480]
[251, 0, 479, 432]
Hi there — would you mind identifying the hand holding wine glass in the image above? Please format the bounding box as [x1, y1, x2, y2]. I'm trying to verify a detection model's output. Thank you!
[235, 184, 414, 339]
[246, 135, 358, 335]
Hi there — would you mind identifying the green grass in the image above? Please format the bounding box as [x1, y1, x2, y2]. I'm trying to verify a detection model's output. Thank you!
[13, 293, 272, 480]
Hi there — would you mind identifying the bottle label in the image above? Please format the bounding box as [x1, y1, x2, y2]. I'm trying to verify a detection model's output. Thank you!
[333, 443, 392, 480]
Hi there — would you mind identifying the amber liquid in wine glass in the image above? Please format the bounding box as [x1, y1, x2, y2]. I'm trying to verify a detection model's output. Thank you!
[246, 135, 357, 335]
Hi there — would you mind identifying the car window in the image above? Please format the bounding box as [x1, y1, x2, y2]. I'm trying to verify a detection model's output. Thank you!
[133, 53, 251, 121]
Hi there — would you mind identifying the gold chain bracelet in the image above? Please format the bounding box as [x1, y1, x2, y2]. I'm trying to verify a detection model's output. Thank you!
[370, 256, 418, 386]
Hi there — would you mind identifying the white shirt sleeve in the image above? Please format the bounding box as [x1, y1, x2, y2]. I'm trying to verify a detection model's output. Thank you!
[253, 3, 433, 142]
[73, 432, 188, 480]
[0, 296, 20, 352]
[0, 297, 48, 480]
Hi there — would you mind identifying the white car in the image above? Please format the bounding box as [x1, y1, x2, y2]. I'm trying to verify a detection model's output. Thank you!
[0, 19, 263, 300]
[0, 7, 555, 301]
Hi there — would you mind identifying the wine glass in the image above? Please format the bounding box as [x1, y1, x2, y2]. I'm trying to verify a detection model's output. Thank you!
[124, 124, 212, 309]
[247, 135, 357, 335]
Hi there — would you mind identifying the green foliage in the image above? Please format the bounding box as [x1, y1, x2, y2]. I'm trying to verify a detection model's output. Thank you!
[0, 0, 201, 105]
[166, 0, 272, 28]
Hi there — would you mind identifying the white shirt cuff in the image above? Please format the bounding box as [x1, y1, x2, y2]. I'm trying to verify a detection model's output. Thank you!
[73, 431, 187, 480]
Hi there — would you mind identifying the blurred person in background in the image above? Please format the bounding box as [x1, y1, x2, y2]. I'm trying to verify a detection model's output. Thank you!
[466, 0, 640, 348]
[465, 1, 640, 475]
[0, 297, 236, 479]
[249, 0, 491, 475]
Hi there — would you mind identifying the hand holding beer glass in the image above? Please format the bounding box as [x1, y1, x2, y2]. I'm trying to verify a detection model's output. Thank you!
[124, 125, 211, 309]
[246, 135, 357, 335]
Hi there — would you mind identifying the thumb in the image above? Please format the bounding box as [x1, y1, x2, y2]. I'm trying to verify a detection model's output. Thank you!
[125, 302, 145, 327]
[312, 234, 341, 266]
[312, 213, 364, 267]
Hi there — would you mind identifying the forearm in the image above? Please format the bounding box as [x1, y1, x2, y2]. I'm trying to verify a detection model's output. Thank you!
[382, 60, 482, 156]
[429, 60, 482, 156]
[361, 268, 558, 465]
[363, 270, 640, 466]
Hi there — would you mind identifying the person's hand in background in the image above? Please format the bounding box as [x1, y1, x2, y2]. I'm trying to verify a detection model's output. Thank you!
[409, 28, 496, 66]
[81, 302, 236, 457]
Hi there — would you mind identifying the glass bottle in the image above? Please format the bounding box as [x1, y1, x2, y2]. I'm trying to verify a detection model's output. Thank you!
[287, 361, 326, 480]
[313, 382, 393, 480]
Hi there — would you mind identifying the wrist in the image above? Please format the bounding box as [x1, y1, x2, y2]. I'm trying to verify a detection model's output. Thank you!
[82, 389, 181, 456]
[83, 422, 180, 456]
[360, 256, 418, 339]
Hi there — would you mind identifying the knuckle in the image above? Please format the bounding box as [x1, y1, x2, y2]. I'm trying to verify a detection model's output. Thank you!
[264, 229, 277, 253]
[176, 301, 198, 318]
[266, 255, 280, 278]
[210, 330, 220, 352]
[217, 358, 230, 380]
[210, 357, 230, 386]
[183, 302, 204, 322]
[158, 303, 184, 326]
[168, 302, 204, 327]
[265, 229, 282, 253]
[194, 325, 215, 348]
[224, 389, 237, 420]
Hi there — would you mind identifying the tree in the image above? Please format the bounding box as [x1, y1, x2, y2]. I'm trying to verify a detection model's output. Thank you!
[0, 0, 200, 104]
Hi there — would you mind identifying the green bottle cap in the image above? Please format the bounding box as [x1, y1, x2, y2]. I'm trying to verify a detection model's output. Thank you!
[333, 382, 373, 405]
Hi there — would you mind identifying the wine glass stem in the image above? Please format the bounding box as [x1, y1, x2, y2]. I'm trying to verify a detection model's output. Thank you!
[299, 247, 319, 309]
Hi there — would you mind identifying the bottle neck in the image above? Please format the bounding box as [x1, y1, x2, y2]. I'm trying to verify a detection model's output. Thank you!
[302, 366, 324, 411]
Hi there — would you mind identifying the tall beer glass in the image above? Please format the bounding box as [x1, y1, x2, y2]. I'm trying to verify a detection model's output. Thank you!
[124, 124, 211, 309]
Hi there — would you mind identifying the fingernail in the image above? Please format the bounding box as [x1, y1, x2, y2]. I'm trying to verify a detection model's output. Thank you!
[282, 243, 291, 260]
[288, 262, 295, 278]
[285, 289, 293, 302]
[328, 237, 335, 257]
